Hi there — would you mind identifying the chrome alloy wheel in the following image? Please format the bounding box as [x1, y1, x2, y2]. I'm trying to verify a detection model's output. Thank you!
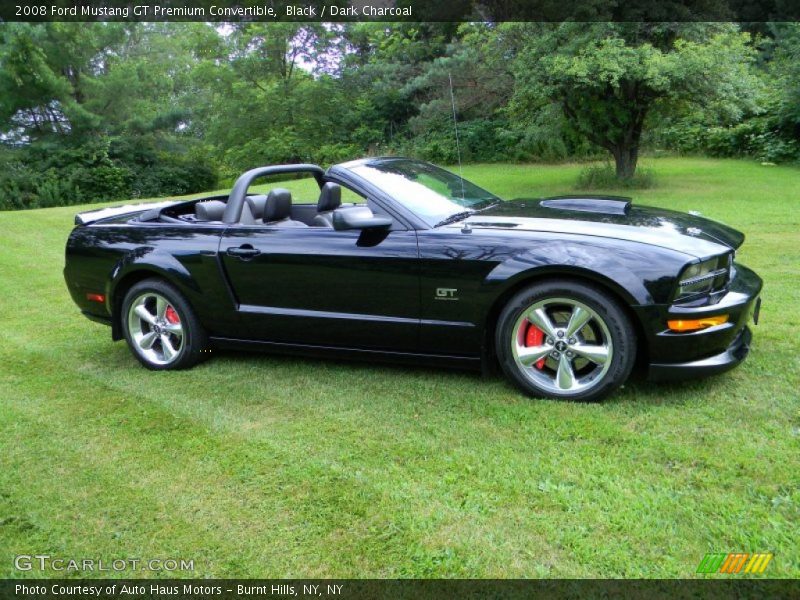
[511, 297, 613, 395]
[126, 292, 185, 366]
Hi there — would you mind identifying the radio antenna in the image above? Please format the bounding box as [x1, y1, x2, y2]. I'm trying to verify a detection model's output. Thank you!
[449, 72, 466, 200]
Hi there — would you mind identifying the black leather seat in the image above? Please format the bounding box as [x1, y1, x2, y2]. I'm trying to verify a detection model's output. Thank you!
[263, 189, 307, 227]
[312, 183, 342, 227]
[239, 194, 268, 225]
[195, 200, 226, 221]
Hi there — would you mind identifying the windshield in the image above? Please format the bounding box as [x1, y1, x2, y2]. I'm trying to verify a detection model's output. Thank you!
[347, 159, 500, 226]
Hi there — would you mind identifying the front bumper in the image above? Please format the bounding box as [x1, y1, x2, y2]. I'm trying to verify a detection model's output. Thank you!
[648, 326, 752, 381]
[637, 262, 763, 381]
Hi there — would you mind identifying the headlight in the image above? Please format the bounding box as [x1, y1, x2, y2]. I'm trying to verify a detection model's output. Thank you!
[675, 254, 732, 302]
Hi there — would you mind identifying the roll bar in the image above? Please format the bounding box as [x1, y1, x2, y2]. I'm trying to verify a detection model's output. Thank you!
[222, 164, 326, 224]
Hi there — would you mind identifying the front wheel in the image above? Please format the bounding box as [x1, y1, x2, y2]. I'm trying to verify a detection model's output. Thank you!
[495, 280, 636, 402]
[121, 278, 208, 370]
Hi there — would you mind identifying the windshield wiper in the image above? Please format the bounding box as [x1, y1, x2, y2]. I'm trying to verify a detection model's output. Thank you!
[434, 210, 475, 228]
[473, 199, 500, 210]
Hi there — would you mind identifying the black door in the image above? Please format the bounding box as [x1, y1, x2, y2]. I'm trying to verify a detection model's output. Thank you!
[220, 224, 420, 351]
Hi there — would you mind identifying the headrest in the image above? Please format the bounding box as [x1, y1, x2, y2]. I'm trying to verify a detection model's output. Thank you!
[317, 183, 342, 213]
[245, 194, 268, 219]
[195, 200, 226, 221]
[263, 188, 292, 223]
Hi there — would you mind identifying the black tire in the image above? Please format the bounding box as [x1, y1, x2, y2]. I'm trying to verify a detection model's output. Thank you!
[120, 278, 209, 370]
[495, 280, 636, 402]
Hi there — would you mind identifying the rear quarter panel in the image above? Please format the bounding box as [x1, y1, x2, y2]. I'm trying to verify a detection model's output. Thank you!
[64, 220, 235, 336]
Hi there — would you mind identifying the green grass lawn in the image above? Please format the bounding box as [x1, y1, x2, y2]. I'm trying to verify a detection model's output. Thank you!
[0, 157, 798, 578]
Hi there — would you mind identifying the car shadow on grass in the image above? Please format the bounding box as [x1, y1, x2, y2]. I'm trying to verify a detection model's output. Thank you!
[199, 348, 732, 410]
[607, 367, 733, 408]
[205, 347, 482, 378]
[100, 337, 739, 412]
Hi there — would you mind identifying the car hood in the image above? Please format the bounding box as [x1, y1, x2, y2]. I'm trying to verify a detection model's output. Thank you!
[452, 196, 744, 258]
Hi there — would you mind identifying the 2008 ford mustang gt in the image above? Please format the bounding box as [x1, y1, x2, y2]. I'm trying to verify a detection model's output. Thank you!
[64, 158, 762, 401]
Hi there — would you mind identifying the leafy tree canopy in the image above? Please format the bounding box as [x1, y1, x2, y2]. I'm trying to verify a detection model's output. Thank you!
[504, 22, 760, 178]
[0, 20, 794, 209]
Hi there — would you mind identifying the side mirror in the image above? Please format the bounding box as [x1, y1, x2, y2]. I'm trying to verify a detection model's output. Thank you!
[332, 207, 392, 231]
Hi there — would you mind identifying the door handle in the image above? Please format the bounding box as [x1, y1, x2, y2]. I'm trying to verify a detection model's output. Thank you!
[226, 245, 261, 259]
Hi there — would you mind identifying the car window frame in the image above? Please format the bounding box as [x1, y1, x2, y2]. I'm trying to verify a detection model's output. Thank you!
[325, 168, 420, 231]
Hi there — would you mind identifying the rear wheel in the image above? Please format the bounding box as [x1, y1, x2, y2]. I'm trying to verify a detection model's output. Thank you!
[496, 280, 636, 402]
[121, 279, 208, 370]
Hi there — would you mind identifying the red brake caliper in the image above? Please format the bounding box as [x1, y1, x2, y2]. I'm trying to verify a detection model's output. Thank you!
[165, 306, 180, 325]
[525, 323, 546, 369]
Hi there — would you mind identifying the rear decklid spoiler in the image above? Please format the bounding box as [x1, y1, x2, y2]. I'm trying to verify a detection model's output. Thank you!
[74, 200, 177, 226]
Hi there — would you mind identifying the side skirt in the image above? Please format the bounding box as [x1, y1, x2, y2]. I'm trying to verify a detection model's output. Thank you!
[208, 336, 482, 371]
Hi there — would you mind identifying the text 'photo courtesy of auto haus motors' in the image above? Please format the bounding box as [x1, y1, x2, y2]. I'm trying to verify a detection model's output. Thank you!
[64, 157, 763, 402]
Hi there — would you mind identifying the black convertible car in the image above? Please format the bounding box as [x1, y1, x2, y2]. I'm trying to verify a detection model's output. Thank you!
[64, 158, 762, 401]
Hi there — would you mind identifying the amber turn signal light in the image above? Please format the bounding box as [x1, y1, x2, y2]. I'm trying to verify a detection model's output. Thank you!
[667, 314, 729, 332]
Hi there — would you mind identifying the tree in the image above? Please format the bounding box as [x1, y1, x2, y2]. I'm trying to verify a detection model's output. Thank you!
[0, 23, 130, 140]
[769, 23, 800, 138]
[340, 23, 459, 148]
[505, 22, 760, 179]
[0, 23, 218, 208]
[407, 25, 512, 120]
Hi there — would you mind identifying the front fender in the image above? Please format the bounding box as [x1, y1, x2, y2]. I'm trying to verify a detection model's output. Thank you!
[484, 239, 690, 306]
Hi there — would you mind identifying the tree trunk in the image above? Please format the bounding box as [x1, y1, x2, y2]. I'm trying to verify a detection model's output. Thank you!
[610, 82, 646, 181]
[562, 86, 648, 181]
[612, 145, 639, 180]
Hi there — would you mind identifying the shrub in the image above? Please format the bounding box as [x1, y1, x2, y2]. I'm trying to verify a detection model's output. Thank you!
[127, 153, 217, 199]
[70, 164, 131, 204]
[576, 164, 657, 190]
[0, 135, 218, 210]
[401, 117, 523, 163]
[313, 143, 363, 166]
[0, 159, 39, 210]
[0, 177, 33, 211]
[35, 176, 81, 208]
[655, 117, 800, 163]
